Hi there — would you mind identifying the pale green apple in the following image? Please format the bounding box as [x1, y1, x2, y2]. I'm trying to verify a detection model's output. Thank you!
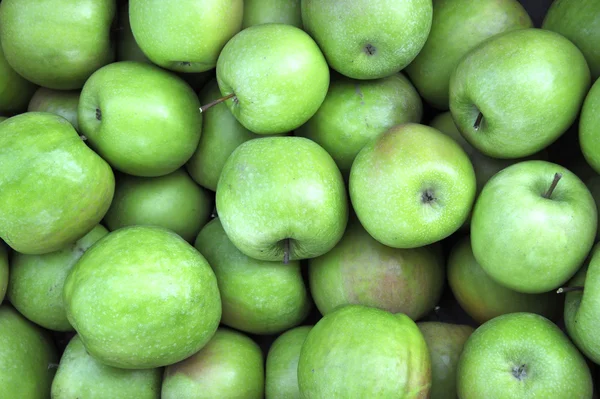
[580, 78, 600, 175]
[216, 136, 348, 262]
[471, 161, 597, 293]
[296, 73, 422, 174]
[162, 328, 264, 399]
[457, 313, 593, 398]
[78, 61, 202, 177]
[406, 0, 532, 109]
[195, 218, 310, 335]
[51, 335, 162, 399]
[28, 87, 80, 131]
[63, 226, 222, 369]
[0, 112, 114, 255]
[301, 0, 432, 80]
[350, 123, 476, 248]
[243, 0, 301, 28]
[130, 0, 243, 73]
[0, 44, 36, 115]
[216, 23, 329, 134]
[0, 242, 7, 303]
[450, 28, 590, 158]
[0, 0, 115, 89]
[115, 3, 151, 64]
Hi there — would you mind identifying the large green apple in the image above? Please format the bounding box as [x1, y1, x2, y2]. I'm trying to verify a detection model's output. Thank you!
[296, 73, 422, 174]
[450, 28, 590, 159]
[471, 161, 597, 293]
[457, 313, 593, 398]
[28, 88, 80, 131]
[78, 61, 202, 177]
[0, 44, 36, 115]
[63, 226, 222, 369]
[216, 136, 348, 262]
[162, 328, 264, 399]
[115, 3, 151, 64]
[301, 0, 432, 80]
[406, 0, 532, 110]
[0, 0, 115, 89]
[0, 304, 59, 399]
[216, 23, 329, 134]
[350, 123, 476, 248]
[0, 112, 114, 255]
[243, 0, 301, 28]
[298, 305, 431, 398]
[51, 334, 161, 399]
[130, 0, 243, 73]
[580, 78, 600, 175]
[195, 218, 310, 335]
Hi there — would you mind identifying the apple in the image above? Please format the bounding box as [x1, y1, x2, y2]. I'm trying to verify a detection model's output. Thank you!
[78, 61, 203, 177]
[266, 325, 312, 399]
[243, 0, 302, 28]
[0, 112, 114, 255]
[301, 0, 432, 80]
[195, 218, 311, 335]
[0, 44, 36, 115]
[216, 136, 348, 262]
[471, 160, 597, 293]
[580, 78, 600, 175]
[51, 334, 162, 399]
[350, 123, 476, 248]
[63, 226, 222, 369]
[162, 328, 264, 399]
[298, 305, 431, 398]
[130, 0, 243, 73]
[28, 88, 80, 131]
[296, 73, 423, 175]
[457, 313, 593, 398]
[0, 0, 115, 89]
[115, 2, 151, 64]
[216, 23, 330, 134]
[450, 28, 590, 159]
[0, 242, 7, 303]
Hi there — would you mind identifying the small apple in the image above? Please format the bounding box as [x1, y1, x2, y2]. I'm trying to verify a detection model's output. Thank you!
[0, 44, 36, 115]
[28, 88, 80, 131]
[580, 78, 600, 175]
[0, 242, 7, 303]
[243, 0, 302, 28]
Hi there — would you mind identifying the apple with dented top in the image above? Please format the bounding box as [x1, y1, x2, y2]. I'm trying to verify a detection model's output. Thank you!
[243, 0, 302, 28]
[0, 44, 36, 115]
[28, 88, 80, 131]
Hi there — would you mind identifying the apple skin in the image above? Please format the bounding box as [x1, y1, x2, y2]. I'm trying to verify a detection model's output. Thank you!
[350, 123, 476, 249]
[28, 87, 80, 131]
[78, 61, 203, 177]
[115, 3, 151, 64]
[0, 44, 36, 115]
[162, 328, 264, 399]
[216, 136, 348, 262]
[0, 112, 115, 255]
[448, 236, 562, 325]
[51, 334, 162, 399]
[265, 325, 312, 399]
[243, 0, 301, 28]
[216, 23, 330, 134]
[471, 160, 597, 294]
[298, 305, 431, 398]
[580, 78, 600, 175]
[0, 243, 7, 303]
[0, 0, 115, 90]
[457, 313, 593, 399]
[296, 73, 422, 175]
[301, 0, 432, 80]
[63, 226, 222, 369]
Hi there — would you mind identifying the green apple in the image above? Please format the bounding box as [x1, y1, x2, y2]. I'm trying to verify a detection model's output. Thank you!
[0, 44, 36, 115]
[448, 236, 562, 325]
[450, 28, 590, 159]
[296, 73, 422, 174]
[417, 322, 474, 399]
[104, 169, 212, 242]
[217, 136, 347, 262]
[216, 23, 329, 134]
[471, 160, 597, 293]
[28, 87, 80, 131]
[63, 226, 222, 369]
[7, 225, 108, 331]
[580, 78, 600, 175]
[195, 218, 310, 334]
[0, 112, 114, 255]
[309, 217, 444, 320]
[51, 334, 161, 399]
[406, 0, 532, 110]
[78, 61, 202, 177]
[350, 123, 476, 248]
[0, 242, 7, 303]
[0, 304, 59, 399]
[243, 0, 301, 28]
[130, 0, 243, 73]
[457, 313, 593, 398]
[543, 0, 600, 80]
[301, 0, 432, 80]
[162, 328, 264, 399]
[298, 305, 431, 398]
[266, 325, 312, 399]
[115, 3, 151, 64]
[0, 0, 115, 89]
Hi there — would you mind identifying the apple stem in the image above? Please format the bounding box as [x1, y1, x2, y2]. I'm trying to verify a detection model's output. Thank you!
[473, 112, 484, 130]
[47, 363, 59, 370]
[199, 93, 236, 113]
[79, 135, 88, 141]
[283, 239, 290, 264]
[543, 173, 563, 199]
[556, 286, 584, 294]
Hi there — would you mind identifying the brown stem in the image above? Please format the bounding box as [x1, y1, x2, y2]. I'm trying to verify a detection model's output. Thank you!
[199, 93, 235, 113]
[556, 286, 584, 294]
[543, 173, 563, 199]
[283, 239, 290, 264]
[473, 112, 484, 130]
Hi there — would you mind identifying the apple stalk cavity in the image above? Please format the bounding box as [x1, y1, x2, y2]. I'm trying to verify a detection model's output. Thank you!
[283, 238, 290, 264]
[543, 173, 563, 199]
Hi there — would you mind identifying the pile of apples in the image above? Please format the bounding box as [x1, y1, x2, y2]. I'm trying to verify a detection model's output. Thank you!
[2, 0, 600, 398]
